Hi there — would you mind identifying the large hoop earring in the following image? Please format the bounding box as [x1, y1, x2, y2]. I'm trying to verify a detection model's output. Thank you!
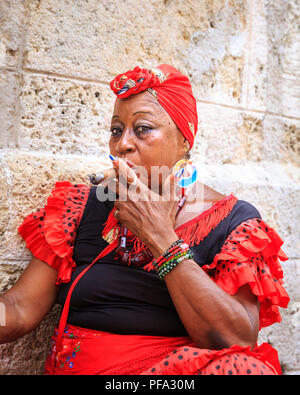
[172, 159, 198, 188]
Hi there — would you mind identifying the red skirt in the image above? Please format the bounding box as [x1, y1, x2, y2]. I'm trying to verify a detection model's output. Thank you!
[45, 324, 280, 375]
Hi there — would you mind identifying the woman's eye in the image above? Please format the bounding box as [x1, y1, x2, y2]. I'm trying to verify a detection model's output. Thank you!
[110, 127, 122, 136]
[135, 125, 152, 134]
[110, 125, 152, 136]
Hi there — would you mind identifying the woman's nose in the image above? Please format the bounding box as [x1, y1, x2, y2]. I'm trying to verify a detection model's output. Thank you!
[115, 129, 135, 155]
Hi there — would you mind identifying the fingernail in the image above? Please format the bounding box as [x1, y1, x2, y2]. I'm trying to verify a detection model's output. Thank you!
[109, 154, 118, 161]
[109, 154, 119, 165]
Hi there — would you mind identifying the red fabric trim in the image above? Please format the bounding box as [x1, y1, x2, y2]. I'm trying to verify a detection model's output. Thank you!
[18, 207, 64, 274]
[45, 324, 192, 375]
[175, 194, 238, 246]
[45, 324, 280, 375]
[202, 218, 289, 329]
[18, 181, 90, 285]
[103, 194, 238, 271]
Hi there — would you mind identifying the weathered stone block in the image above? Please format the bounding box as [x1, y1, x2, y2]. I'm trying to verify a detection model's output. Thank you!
[0, 264, 23, 294]
[258, 300, 300, 375]
[24, 0, 176, 79]
[281, 259, 300, 302]
[24, 0, 249, 106]
[19, 73, 114, 155]
[195, 104, 266, 165]
[247, 0, 300, 118]
[198, 161, 300, 259]
[0, 157, 9, 255]
[0, 0, 25, 68]
[281, 122, 300, 166]
[1, 150, 109, 261]
[195, 103, 300, 165]
[194, 103, 242, 164]
[186, 1, 248, 106]
[0, 71, 19, 148]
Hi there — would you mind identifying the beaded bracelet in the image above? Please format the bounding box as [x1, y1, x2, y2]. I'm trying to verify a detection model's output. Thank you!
[152, 239, 184, 267]
[152, 240, 190, 269]
[153, 246, 190, 270]
[157, 249, 194, 279]
[151, 239, 194, 279]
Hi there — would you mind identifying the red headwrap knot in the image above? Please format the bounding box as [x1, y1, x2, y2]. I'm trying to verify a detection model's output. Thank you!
[110, 66, 167, 98]
[110, 64, 198, 149]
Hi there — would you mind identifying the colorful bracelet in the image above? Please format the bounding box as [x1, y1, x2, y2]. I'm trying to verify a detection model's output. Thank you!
[153, 245, 190, 270]
[151, 239, 194, 279]
[153, 239, 184, 264]
[152, 239, 189, 269]
[157, 249, 194, 279]
[154, 240, 189, 264]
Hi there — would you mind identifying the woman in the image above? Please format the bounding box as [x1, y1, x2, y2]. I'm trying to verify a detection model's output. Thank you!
[0, 65, 289, 375]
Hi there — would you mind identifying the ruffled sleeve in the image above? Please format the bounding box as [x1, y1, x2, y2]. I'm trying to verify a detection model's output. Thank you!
[18, 181, 90, 285]
[202, 218, 290, 329]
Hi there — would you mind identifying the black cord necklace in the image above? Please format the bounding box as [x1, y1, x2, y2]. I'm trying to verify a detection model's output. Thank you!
[114, 188, 187, 267]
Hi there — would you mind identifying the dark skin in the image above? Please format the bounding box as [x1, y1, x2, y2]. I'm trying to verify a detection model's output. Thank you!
[0, 91, 259, 350]
[110, 91, 260, 349]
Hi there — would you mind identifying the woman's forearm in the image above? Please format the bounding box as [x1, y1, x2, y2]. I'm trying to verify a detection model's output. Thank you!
[164, 260, 256, 349]
[147, 231, 257, 350]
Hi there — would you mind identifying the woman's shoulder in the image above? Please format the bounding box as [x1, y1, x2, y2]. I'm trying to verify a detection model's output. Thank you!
[18, 180, 92, 284]
[185, 184, 261, 234]
[203, 184, 262, 228]
[199, 194, 289, 330]
[44, 182, 115, 234]
[19, 180, 92, 230]
[228, 198, 261, 233]
[49, 180, 91, 199]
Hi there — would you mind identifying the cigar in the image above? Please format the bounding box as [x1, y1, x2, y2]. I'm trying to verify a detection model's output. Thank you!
[88, 167, 116, 185]
[88, 159, 136, 185]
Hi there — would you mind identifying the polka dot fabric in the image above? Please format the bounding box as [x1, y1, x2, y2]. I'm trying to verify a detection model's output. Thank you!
[198, 352, 276, 375]
[141, 344, 278, 375]
[140, 217, 289, 375]
[202, 218, 289, 329]
[18, 181, 90, 284]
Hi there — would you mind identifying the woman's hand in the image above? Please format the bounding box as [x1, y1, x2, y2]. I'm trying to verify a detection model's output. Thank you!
[110, 157, 180, 252]
[108, 157, 260, 350]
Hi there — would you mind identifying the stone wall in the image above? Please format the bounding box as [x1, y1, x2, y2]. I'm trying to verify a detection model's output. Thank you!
[0, 0, 299, 374]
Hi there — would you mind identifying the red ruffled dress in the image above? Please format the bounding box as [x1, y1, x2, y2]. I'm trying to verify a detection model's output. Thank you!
[18, 181, 290, 375]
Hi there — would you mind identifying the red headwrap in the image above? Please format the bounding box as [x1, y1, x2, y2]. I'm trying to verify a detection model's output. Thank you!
[110, 64, 198, 150]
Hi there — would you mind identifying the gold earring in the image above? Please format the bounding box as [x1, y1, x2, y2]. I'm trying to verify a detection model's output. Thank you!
[183, 141, 190, 159]
[184, 141, 190, 153]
